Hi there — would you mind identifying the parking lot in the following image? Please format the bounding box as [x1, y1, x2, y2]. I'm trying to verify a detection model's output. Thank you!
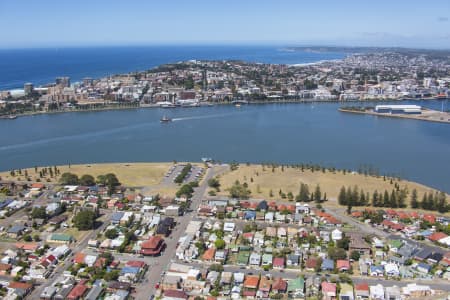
[162, 164, 204, 185]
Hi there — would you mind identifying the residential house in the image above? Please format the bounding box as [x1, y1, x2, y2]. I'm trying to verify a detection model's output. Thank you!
[321, 258, 334, 272]
[243, 275, 259, 298]
[416, 262, 432, 274]
[271, 277, 287, 294]
[336, 259, 350, 272]
[273, 257, 285, 269]
[257, 276, 272, 298]
[287, 277, 305, 298]
[141, 236, 165, 256]
[287, 254, 300, 266]
[249, 252, 261, 266]
[385, 286, 401, 300]
[354, 283, 369, 300]
[321, 282, 337, 300]
[340, 283, 354, 300]
[384, 263, 399, 277]
[262, 253, 273, 266]
[202, 248, 216, 262]
[369, 284, 385, 300]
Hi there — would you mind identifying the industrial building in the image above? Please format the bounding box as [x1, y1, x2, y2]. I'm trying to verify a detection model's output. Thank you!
[374, 105, 422, 114]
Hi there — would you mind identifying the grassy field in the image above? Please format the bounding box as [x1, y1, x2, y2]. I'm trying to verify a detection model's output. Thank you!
[215, 164, 442, 206]
[0, 162, 175, 187]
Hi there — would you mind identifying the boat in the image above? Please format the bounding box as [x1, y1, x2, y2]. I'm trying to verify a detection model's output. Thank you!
[160, 115, 172, 123]
[0, 115, 17, 120]
[235, 103, 241, 108]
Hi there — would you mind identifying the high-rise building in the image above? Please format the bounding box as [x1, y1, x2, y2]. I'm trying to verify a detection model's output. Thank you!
[24, 83, 34, 95]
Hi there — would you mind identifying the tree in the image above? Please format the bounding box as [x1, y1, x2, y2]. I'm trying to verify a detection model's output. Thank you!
[176, 184, 194, 198]
[296, 183, 310, 202]
[105, 228, 119, 239]
[73, 210, 96, 230]
[314, 184, 322, 203]
[421, 192, 428, 209]
[383, 190, 390, 207]
[31, 207, 47, 219]
[350, 250, 360, 261]
[338, 186, 347, 205]
[214, 239, 225, 249]
[228, 180, 251, 199]
[33, 234, 41, 242]
[23, 234, 33, 242]
[208, 178, 221, 189]
[104, 270, 120, 281]
[437, 191, 448, 213]
[337, 236, 350, 250]
[328, 247, 347, 260]
[372, 190, 379, 207]
[59, 172, 79, 185]
[79, 174, 95, 186]
[410, 189, 419, 209]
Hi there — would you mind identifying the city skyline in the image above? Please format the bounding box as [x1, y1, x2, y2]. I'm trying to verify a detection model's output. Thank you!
[0, 0, 450, 49]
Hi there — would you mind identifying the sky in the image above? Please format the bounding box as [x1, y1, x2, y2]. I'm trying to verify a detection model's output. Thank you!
[0, 0, 449, 48]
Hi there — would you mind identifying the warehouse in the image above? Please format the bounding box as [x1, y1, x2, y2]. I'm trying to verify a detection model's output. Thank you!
[374, 105, 422, 114]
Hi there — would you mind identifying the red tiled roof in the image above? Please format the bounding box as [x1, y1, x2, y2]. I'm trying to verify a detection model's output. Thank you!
[351, 211, 363, 217]
[355, 282, 369, 291]
[141, 236, 165, 255]
[202, 248, 216, 261]
[273, 257, 285, 267]
[31, 183, 45, 189]
[336, 259, 350, 270]
[67, 284, 88, 300]
[429, 232, 448, 242]
[126, 260, 146, 268]
[142, 236, 162, 249]
[271, 277, 287, 292]
[423, 214, 436, 224]
[163, 289, 188, 299]
[8, 281, 32, 290]
[321, 282, 336, 293]
[73, 252, 86, 264]
[258, 277, 271, 292]
[305, 257, 318, 269]
[15, 242, 39, 251]
[0, 263, 11, 271]
[244, 275, 259, 288]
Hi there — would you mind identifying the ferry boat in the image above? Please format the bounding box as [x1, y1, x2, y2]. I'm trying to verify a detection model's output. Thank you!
[160, 115, 172, 123]
[0, 115, 17, 120]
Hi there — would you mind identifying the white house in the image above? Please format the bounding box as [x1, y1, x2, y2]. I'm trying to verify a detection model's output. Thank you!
[331, 229, 342, 241]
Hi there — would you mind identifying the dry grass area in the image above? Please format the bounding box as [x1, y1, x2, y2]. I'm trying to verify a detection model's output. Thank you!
[0, 162, 175, 187]
[216, 164, 441, 206]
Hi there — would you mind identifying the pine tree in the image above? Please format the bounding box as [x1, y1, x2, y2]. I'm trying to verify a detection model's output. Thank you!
[437, 191, 448, 213]
[351, 186, 359, 206]
[338, 186, 347, 205]
[427, 192, 435, 210]
[421, 192, 428, 209]
[390, 190, 398, 208]
[372, 190, 379, 207]
[383, 190, 390, 207]
[314, 184, 322, 203]
[410, 189, 418, 209]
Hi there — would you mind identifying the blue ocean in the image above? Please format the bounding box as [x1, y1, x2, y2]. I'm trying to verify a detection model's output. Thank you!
[0, 45, 345, 90]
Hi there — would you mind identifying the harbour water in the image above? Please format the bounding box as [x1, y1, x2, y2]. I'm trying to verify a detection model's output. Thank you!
[1, 100, 449, 193]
